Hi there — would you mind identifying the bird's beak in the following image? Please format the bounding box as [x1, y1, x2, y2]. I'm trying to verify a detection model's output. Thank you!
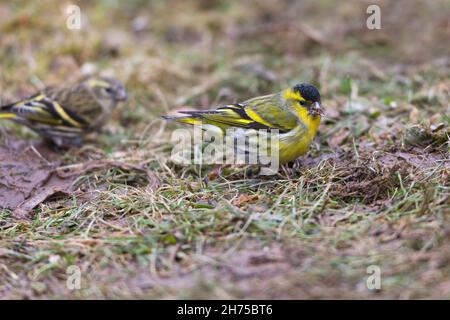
[312, 101, 323, 116]
[116, 89, 128, 101]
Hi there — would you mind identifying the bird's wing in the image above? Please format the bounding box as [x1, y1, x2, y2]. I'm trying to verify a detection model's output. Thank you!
[1, 93, 88, 127]
[242, 93, 298, 132]
[167, 93, 298, 133]
[46, 85, 104, 123]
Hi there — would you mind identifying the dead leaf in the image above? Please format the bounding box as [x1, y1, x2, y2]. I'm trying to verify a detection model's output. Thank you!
[0, 139, 73, 213]
[14, 176, 73, 219]
[232, 194, 259, 207]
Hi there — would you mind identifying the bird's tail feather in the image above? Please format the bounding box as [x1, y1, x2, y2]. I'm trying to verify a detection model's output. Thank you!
[0, 102, 16, 119]
[0, 112, 17, 119]
[162, 115, 203, 125]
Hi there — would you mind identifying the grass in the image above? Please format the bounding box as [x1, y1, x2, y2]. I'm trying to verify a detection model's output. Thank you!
[0, 0, 449, 299]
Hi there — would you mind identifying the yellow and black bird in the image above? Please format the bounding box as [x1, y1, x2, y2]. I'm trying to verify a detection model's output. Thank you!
[163, 83, 322, 164]
[0, 76, 127, 147]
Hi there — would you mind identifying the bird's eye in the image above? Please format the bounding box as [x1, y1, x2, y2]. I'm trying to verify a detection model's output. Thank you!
[299, 100, 306, 106]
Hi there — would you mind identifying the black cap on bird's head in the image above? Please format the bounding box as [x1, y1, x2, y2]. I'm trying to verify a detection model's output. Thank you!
[293, 83, 321, 103]
[292, 83, 322, 116]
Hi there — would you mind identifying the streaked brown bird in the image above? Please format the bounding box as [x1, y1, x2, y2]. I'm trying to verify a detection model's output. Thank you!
[0, 76, 127, 147]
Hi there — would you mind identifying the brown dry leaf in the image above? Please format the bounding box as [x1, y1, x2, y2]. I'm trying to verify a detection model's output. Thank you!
[206, 165, 225, 182]
[0, 140, 162, 218]
[232, 194, 259, 207]
[0, 139, 76, 218]
[14, 175, 74, 219]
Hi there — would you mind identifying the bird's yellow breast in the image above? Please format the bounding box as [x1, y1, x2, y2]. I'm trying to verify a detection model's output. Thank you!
[278, 104, 321, 163]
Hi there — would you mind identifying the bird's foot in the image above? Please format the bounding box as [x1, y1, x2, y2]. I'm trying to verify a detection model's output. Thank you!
[279, 160, 302, 178]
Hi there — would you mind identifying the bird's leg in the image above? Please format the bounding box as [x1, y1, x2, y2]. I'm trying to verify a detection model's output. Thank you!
[279, 164, 291, 178]
[0, 126, 16, 153]
[45, 138, 66, 153]
[244, 164, 263, 178]
[290, 159, 302, 172]
[279, 160, 301, 178]
[45, 136, 83, 152]
[0, 125, 9, 142]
